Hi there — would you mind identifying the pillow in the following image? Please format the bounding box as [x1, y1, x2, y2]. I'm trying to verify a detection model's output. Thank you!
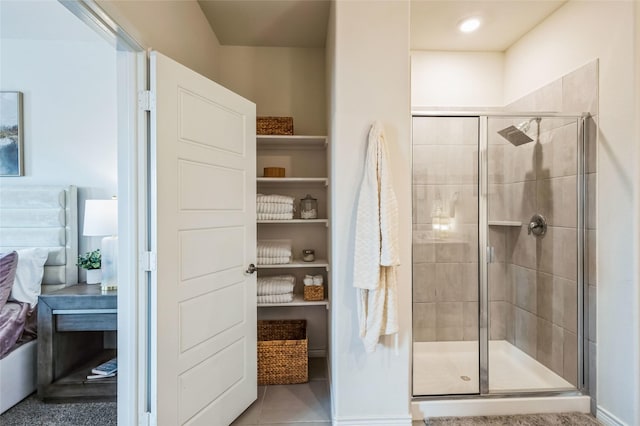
[9, 248, 49, 308]
[0, 251, 19, 310]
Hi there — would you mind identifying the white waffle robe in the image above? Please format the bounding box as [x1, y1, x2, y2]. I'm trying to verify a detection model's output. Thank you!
[353, 121, 400, 353]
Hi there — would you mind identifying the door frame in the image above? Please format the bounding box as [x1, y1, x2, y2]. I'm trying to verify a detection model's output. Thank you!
[60, 1, 147, 424]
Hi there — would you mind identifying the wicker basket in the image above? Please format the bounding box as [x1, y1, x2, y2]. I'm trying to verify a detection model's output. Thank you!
[303, 285, 324, 301]
[257, 116, 294, 135]
[257, 320, 308, 385]
[263, 167, 285, 177]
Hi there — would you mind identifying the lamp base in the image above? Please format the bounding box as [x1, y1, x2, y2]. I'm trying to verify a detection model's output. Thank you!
[101, 235, 118, 290]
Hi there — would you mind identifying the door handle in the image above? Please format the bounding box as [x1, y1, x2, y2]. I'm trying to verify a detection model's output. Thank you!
[245, 263, 257, 274]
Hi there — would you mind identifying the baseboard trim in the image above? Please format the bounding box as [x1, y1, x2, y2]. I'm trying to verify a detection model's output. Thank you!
[597, 407, 626, 426]
[333, 415, 412, 425]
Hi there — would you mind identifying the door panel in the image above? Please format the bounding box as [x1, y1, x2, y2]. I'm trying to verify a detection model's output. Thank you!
[150, 51, 256, 425]
[411, 116, 480, 396]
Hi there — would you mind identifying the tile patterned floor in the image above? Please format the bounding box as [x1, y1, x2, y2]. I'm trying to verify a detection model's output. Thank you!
[231, 357, 331, 425]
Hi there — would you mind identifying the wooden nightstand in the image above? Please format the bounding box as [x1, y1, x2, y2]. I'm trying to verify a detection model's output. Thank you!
[37, 284, 117, 402]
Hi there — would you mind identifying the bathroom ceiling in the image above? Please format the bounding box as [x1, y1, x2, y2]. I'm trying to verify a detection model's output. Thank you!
[410, 0, 567, 51]
[198, 0, 567, 51]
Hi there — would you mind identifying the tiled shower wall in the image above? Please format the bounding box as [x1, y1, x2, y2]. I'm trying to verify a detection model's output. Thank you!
[499, 60, 598, 397]
[412, 117, 480, 342]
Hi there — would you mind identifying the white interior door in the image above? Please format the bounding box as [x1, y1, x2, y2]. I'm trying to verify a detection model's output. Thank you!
[149, 51, 257, 426]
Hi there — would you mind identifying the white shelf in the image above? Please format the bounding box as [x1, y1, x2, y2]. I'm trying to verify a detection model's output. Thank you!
[257, 177, 328, 186]
[257, 219, 328, 225]
[257, 135, 327, 148]
[488, 221, 522, 227]
[257, 293, 329, 308]
[257, 259, 329, 270]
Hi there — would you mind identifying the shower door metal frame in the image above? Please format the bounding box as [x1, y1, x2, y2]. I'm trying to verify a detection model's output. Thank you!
[411, 111, 589, 400]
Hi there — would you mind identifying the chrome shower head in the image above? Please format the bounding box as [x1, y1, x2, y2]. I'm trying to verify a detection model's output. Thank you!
[497, 118, 540, 146]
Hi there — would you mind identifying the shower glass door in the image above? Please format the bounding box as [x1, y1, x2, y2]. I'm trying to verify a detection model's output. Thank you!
[485, 115, 583, 393]
[412, 116, 480, 396]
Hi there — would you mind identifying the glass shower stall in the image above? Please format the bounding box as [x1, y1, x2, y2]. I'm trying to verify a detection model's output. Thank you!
[412, 113, 588, 397]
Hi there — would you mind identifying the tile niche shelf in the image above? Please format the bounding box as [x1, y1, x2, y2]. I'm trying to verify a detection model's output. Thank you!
[256, 133, 331, 351]
[488, 220, 522, 227]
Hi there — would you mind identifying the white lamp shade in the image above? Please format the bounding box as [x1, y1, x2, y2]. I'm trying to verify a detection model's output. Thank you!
[83, 199, 118, 236]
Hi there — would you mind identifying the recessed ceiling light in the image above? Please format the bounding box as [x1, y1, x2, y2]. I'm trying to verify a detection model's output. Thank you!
[459, 17, 481, 33]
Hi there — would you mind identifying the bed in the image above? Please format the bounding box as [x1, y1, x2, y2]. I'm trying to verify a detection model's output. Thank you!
[0, 185, 78, 414]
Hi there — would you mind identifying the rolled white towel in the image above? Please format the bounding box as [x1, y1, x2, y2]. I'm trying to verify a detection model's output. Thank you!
[257, 293, 294, 304]
[257, 241, 292, 258]
[257, 275, 296, 295]
[257, 212, 294, 220]
[257, 194, 295, 205]
[303, 274, 324, 286]
[257, 203, 294, 214]
[257, 256, 291, 265]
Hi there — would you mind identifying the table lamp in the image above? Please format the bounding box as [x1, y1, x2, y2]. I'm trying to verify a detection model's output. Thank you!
[83, 198, 118, 291]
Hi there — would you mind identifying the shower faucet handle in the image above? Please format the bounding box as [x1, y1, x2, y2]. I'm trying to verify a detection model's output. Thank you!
[528, 214, 547, 236]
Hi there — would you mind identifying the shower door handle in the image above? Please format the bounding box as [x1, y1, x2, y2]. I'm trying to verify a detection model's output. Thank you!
[486, 246, 495, 263]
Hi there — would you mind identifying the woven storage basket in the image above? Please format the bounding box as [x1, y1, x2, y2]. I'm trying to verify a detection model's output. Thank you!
[257, 320, 308, 385]
[257, 116, 293, 135]
[303, 285, 324, 301]
[263, 167, 285, 177]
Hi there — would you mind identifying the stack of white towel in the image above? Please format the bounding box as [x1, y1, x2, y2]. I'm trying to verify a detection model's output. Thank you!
[257, 240, 292, 265]
[257, 274, 295, 303]
[257, 194, 295, 220]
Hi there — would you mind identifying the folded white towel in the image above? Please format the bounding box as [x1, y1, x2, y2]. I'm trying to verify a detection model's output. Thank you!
[257, 256, 291, 265]
[257, 275, 296, 295]
[257, 212, 294, 220]
[257, 241, 292, 258]
[257, 194, 295, 205]
[257, 203, 294, 214]
[257, 293, 294, 304]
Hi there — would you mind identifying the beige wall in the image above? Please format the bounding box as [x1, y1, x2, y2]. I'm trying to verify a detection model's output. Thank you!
[96, 0, 221, 81]
[329, 0, 412, 422]
[217, 46, 326, 135]
[505, 2, 639, 424]
[411, 51, 504, 107]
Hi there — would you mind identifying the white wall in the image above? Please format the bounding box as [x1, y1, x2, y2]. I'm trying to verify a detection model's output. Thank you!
[96, 0, 222, 81]
[0, 2, 117, 271]
[411, 51, 504, 107]
[505, 2, 639, 424]
[329, 1, 412, 423]
[218, 46, 326, 135]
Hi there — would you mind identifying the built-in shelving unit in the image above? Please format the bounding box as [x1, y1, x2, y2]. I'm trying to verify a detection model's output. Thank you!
[256, 133, 330, 354]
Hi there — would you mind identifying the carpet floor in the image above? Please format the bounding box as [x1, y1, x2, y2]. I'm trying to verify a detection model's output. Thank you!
[425, 412, 601, 425]
[0, 394, 116, 426]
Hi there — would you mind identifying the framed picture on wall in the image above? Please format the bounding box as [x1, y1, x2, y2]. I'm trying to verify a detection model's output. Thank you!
[0, 91, 24, 176]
